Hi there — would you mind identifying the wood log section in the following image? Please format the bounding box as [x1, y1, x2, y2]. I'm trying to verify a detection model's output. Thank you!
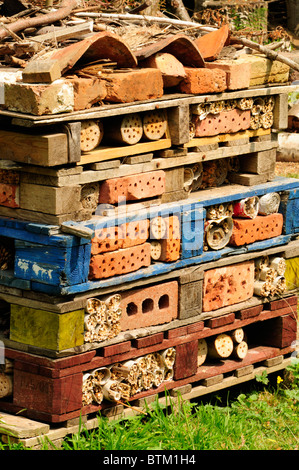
[150, 216, 167, 240]
[80, 120, 104, 152]
[150, 240, 162, 260]
[229, 328, 245, 344]
[142, 110, 168, 141]
[197, 338, 208, 366]
[0, 373, 13, 399]
[141, 52, 186, 88]
[105, 114, 143, 145]
[232, 341, 248, 360]
[208, 333, 234, 359]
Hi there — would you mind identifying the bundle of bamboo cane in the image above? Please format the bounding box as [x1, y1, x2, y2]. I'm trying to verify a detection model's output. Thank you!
[82, 348, 176, 405]
[254, 256, 287, 297]
[84, 294, 122, 343]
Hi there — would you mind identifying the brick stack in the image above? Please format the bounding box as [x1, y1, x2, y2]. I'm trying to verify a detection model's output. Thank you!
[0, 27, 298, 447]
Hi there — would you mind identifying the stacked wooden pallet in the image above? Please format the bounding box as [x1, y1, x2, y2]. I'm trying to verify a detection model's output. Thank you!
[0, 27, 298, 448]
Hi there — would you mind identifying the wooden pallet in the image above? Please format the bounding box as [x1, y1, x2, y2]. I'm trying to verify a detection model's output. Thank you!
[0, 352, 294, 449]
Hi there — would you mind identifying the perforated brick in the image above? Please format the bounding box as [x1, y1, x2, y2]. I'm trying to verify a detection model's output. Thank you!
[89, 243, 151, 280]
[99, 171, 166, 204]
[160, 215, 181, 262]
[119, 280, 178, 331]
[91, 219, 149, 255]
[229, 213, 283, 247]
[192, 109, 251, 137]
[202, 261, 255, 312]
[0, 183, 19, 208]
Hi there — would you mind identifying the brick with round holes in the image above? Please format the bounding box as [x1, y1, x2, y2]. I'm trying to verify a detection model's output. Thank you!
[90, 219, 149, 255]
[0, 183, 19, 208]
[119, 280, 178, 331]
[88, 243, 151, 280]
[120, 219, 150, 249]
[229, 213, 283, 247]
[98, 171, 166, 204]
[159, 215, 181, 262]
[202, 261, 255, 312]
[192, 109, 251, 137]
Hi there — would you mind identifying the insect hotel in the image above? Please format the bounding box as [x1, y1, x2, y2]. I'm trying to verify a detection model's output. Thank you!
[0, 8, 298, 447]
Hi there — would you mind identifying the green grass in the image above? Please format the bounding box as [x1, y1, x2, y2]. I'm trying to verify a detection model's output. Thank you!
[2, 361, 298, 451]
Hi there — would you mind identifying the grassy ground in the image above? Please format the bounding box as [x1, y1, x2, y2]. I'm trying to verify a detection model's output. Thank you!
[1, 362, 297, 451]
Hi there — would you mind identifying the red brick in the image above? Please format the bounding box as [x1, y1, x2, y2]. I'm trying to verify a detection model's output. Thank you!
[121, 219, 150, 249]
[102, 341, 131, 357]
[0, 183, 19, 208]
[207, 313, 235, 329]
[119, 280, 178, 331]
[160, 215, 181, 262]
[237, 304, 263, 320]
[91, 225, 123, 255]
[132, 332, 164, 349]
[269, 295, 298, 311]
[99, 171, 166, 204]
[192, 109, 251, 137]
[229, 214, 283, 247]
[66, 76, 107, 110]
[91, 220, 149, 255]
[202, 261, 255, 312]
[206, 60, 251, 90]
[178, 67, 227, 95]
[102, 68, 164, 103]
[89, 243, 151, 280]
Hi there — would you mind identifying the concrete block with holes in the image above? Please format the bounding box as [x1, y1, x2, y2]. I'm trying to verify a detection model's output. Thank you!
[119, 280, 178, 331]
[202, 261, 255, 312]
[98, 171, 166, 204]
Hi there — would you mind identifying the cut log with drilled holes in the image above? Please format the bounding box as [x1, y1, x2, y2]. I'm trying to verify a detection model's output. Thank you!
[105, 114, 143, 145]
[197, 338, 208, 366]
[232, 341, 248, 360]
[150, 216, 167, 240]
[150, 240, 162, 260]
[208, 333, 234, 359]
[80, 120, 104, 152]
[229, 328, 245, 344]
[0, 373, 13, 399]
[142, 110, 168, 141]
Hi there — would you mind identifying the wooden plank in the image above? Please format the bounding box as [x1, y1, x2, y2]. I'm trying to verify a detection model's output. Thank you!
[78, 136, 172, 165]
[0, 130, 68, 166]
[184, 128, 271, 148]
[19, 183, 81, 215]
[19, 137, 279, 187]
